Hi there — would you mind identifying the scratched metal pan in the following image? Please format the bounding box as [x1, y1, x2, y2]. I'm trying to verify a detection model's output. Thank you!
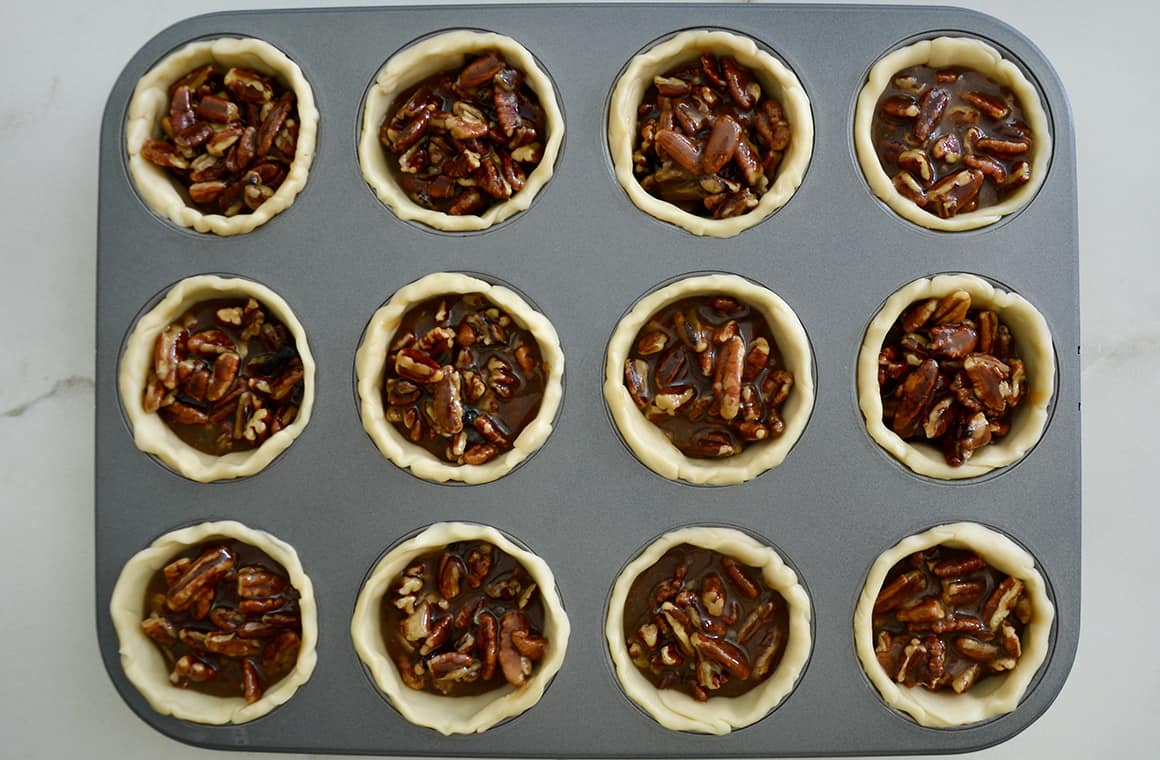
[95, 3, 1079, 755]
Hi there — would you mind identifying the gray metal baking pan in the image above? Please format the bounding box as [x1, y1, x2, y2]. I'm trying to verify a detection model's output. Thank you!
[95, 3, 1079, 755]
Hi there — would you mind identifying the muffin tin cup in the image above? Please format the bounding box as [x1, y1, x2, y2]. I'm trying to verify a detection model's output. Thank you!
[97, 4, 1078, 756]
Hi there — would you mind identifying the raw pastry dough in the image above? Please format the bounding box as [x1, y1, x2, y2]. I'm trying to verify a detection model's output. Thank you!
[350, 522, 570, 735]
[604, 274, 812, 485]
[854, 36, 1051, 231]
[853, 522, 1054, 728]
[118, 275, 315, 482]
[605, 526, 811, 734]
[125, 37, 318, 235]
[857, 273, 1053, 479]
[608, 30, 813, 237]
[109, 520, 318, 724]
[359, 30, 563, 231]
[355, 272, 563, 484]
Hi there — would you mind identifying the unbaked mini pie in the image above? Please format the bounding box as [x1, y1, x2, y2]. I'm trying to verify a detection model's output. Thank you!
[355, 272, 563, 484]
[605, 526, 811, 734]
[853, 522, 1053, 727]
[125, 36, 318, 235]
[119, 275, 315, 482]
[604, 273, 812, 485]
[109, 520, 318, 724]
[359, 30, 564, 231]
[608, 29, 812, 237]
[351, 522, 569, 734]
[854, 36, 1050, 231]
[857, 273, 1053, 479]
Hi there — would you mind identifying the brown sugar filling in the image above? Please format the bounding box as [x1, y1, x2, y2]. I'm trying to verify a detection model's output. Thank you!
[622, 544, 789, 700]
[140, 540, 303, 703]
[871, 544, 1030, 693]
[381, 293, 546, 466]
[141, 297, 305, 456]
[871, 65, 1033, 218]
[876, 289, 1027, 467]
[623, 295, 794, 459]
[633, 53, 792, 219]
[382, 541, 548, 696]
[380, 49, 547, 216]
[139, 64, 300, 216]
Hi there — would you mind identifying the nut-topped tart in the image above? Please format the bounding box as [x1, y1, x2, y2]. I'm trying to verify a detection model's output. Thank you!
[857, 273, 1053, 479]
[854, 523, 1053, 728]
[855, 37, 1050, 231]
[119, 275, 315, 482]
[351, 522, 569, 734]
[125, 37, 318, 235]
[605, 274, 812, 485]
[609, 30, 812, 237]
[356, 273, 563, 484]
[360, 30, 563, 231]
[110, 521, 318, 724]
[606, 527, 811, 734]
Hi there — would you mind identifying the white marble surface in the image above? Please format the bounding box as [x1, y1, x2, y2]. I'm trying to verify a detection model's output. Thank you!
[1, 0, 1155, 757]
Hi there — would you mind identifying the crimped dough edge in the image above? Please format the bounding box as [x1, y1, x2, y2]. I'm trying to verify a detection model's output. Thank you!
[350, 522, 571, 735]
[856, 273, 1054, 480]
[853, 36, 1052, 232]
[355, 272, 564, 484]
[853, 522, 1054, 728]
[359, 30, 564, 231]
[109, 520, 319, 724]
[604, 274, 813, 485]
[608, 29, 813, 238]
[125, 36, 319, 236]
[118, 274, 316, 483]
[605, 526, 811, 735]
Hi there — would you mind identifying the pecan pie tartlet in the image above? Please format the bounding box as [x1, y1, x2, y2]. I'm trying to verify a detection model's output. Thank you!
[110, 520, 318, 724]
[119, 275, 315, 482]
[854, 37, 1050, 231]
[360, 30, 563, 231]
[356, 273, 564, 484]
[351, 522, 569, 734]
[609, 30, 812, 237]
[854, 522, 1053, 727]
[606, 526, 811, 734]
[857, 273, 1053, 479]
[125, 37, 318, 235]
[605, 274, 812, 485]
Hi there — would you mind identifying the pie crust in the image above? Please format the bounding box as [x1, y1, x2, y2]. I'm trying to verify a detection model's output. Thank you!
[359, 30, 564, 231]
[118, 274, 316, 482]
[355, 272, 564, 484]
[604, 274, 813, 485]
[608, 30, 813, 238]
[124, 37, 319, 236]
[350, 522, 570, 734]
[109, 520, 318, 724]
[857, 273, 1054, 480]
[605, 526, 811, 734]
[853, 522, 1054, 728]
[854, 36, 1051, 231]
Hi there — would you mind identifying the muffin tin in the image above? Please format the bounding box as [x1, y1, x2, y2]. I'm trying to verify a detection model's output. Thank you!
[95, 3, 1079, 756]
